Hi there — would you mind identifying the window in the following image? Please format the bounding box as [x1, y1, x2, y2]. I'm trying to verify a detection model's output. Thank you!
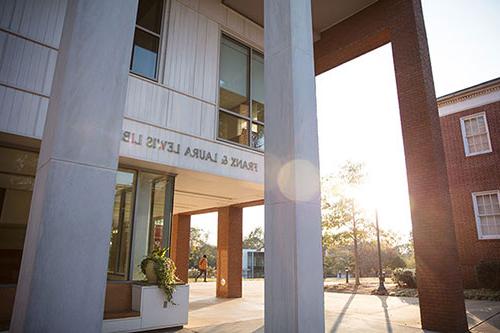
[460, 112, 492, 156]
[129, 172, 175, 281]
[472, 191, 500, 239]
[148, 175, 175, 253]
[218, 34, 264, 150]
[130, 0, 164, 80]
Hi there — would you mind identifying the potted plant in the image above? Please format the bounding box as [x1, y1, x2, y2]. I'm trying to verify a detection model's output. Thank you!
[104, 249, 189, 332]
[140, 247, 179, 305]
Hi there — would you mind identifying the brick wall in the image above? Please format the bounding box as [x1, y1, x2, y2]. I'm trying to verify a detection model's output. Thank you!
[216, 206, 242, 298]
[171, 214, 191, 284]
[440, 101, 500, 288]
[314, 0, 468, 331]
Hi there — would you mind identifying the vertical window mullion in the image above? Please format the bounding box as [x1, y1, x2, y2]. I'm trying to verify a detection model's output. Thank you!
[248, 48, 253, 147]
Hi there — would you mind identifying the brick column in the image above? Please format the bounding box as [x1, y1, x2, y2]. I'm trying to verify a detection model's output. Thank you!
[170, 214, 191, 283]
[391, 1, 467, 331]
[314, 0, 467, 330]
[216, 206, 242, 298]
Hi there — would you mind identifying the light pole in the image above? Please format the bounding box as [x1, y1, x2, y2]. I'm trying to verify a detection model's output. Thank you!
[375, 209, 388, 295]
[351, 198, 360, 286]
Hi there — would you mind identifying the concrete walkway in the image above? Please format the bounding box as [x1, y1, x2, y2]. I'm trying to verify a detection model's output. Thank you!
[166, 280, 500, 333]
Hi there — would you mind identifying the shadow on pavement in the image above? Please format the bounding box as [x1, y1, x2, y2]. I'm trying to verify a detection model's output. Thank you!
[330, 286, 358, 332]
[377, 295, 393, 333]
[188, 297, 235, 311]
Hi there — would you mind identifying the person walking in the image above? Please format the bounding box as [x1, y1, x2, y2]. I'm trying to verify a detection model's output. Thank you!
[195, 255, 208, 282]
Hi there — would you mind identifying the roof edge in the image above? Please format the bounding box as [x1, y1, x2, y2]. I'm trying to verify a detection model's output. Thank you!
[437, 77, 500, 106]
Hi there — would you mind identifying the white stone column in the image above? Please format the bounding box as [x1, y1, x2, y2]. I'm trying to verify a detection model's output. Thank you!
[10, 1, 138, 332]
[264, 0, 325, 332]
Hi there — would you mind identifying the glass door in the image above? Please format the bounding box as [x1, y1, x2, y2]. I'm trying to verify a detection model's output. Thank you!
[148, 175, 175, 253]
[108, 170, 136, 280]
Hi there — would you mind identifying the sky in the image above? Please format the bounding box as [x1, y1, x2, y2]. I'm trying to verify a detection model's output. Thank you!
[193, 0, 500, 246]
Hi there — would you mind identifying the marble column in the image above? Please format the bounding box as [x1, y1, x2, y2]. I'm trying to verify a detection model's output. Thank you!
[171, 214, 191, 283]
[264, 0, 325, 332]
[10, 1, 138, 332]
[216, 206, 242, 298]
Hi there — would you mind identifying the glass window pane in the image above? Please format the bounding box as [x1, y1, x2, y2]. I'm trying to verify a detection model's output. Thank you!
[251, 123, 264, 150]
[464, 119, 472, 134]
[477, 116, 486, 132]
[136, 0, 163, 34]
[219, 36, 249, 116]
[470, 118, 478, 135]
[251, 52, 265, 122]
[218, 111, 249, 146]
[149, 177, 166, 251]
[108, 170, 136, 280]
[492, 194, 500, 213]
[131, 28, 159, 79]
[477, 195, 486, 214]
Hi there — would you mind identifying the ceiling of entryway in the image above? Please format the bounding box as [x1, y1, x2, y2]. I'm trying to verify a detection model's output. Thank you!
[222, 0, 378, 34]
[120, 157, 264, 214]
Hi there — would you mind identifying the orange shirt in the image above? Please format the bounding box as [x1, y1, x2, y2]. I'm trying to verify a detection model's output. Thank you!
[198, 257, 208, 270]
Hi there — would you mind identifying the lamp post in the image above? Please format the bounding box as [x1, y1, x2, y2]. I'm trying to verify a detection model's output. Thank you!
[375, 209, 388, 295]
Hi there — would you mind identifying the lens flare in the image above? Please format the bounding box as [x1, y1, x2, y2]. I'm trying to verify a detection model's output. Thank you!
[277, 159, 320, 202]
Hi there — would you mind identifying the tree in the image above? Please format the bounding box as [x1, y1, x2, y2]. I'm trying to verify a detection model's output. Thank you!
[189, 227, 217, 269]
[398, 232, 415, 269]
[321, 161, 414, 282]
[322, 161, 370, 285]
[243, 227, 264, 250]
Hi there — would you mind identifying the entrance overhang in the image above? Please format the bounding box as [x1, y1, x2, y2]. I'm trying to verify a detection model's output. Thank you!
[119, 156, 264, 214]
[223, 0, 377, 37]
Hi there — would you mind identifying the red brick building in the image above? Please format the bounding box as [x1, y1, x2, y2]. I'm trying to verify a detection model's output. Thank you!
[438, 77, 500, 288]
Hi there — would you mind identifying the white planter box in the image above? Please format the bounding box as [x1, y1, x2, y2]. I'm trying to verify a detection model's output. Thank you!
[102, 284, 189, 333]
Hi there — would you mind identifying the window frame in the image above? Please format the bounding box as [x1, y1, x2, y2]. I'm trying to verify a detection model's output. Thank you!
[129, 0, 167, 82]
[109, 165, 177, 281]
[472, 190, 500, 240]
[107, 168, 138, 281]
[460, 112, 492, 157]
[217, 32, 264, 152]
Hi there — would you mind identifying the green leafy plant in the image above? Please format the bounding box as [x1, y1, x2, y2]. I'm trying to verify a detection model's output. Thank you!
[476, 261, 500, 290]
[392, 268, 417, 288]
[140, 248, 179, 305]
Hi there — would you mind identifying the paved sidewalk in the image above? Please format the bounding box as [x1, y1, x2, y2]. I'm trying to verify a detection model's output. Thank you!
[166, 280, 500, 333]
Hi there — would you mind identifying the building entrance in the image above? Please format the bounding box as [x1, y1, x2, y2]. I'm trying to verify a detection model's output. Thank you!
[108, 170, 136, 280]
[0, 146, 38, 284]
[107, 169, 175, 281]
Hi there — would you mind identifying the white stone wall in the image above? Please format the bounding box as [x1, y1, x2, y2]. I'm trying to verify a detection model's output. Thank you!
[0, 0, 67, 138]
[0, 0, 264, 183]
[122, 0, 264, 183]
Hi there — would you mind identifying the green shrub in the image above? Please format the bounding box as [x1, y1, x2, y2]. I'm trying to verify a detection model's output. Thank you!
[464, 289, 500, 301]
[392, 268, 417, 288]
[476, 261, 500, 290]
[140, 248, 179, 305]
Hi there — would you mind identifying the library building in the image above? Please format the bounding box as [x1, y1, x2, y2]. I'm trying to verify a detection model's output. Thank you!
[1, 0, 494, 332]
